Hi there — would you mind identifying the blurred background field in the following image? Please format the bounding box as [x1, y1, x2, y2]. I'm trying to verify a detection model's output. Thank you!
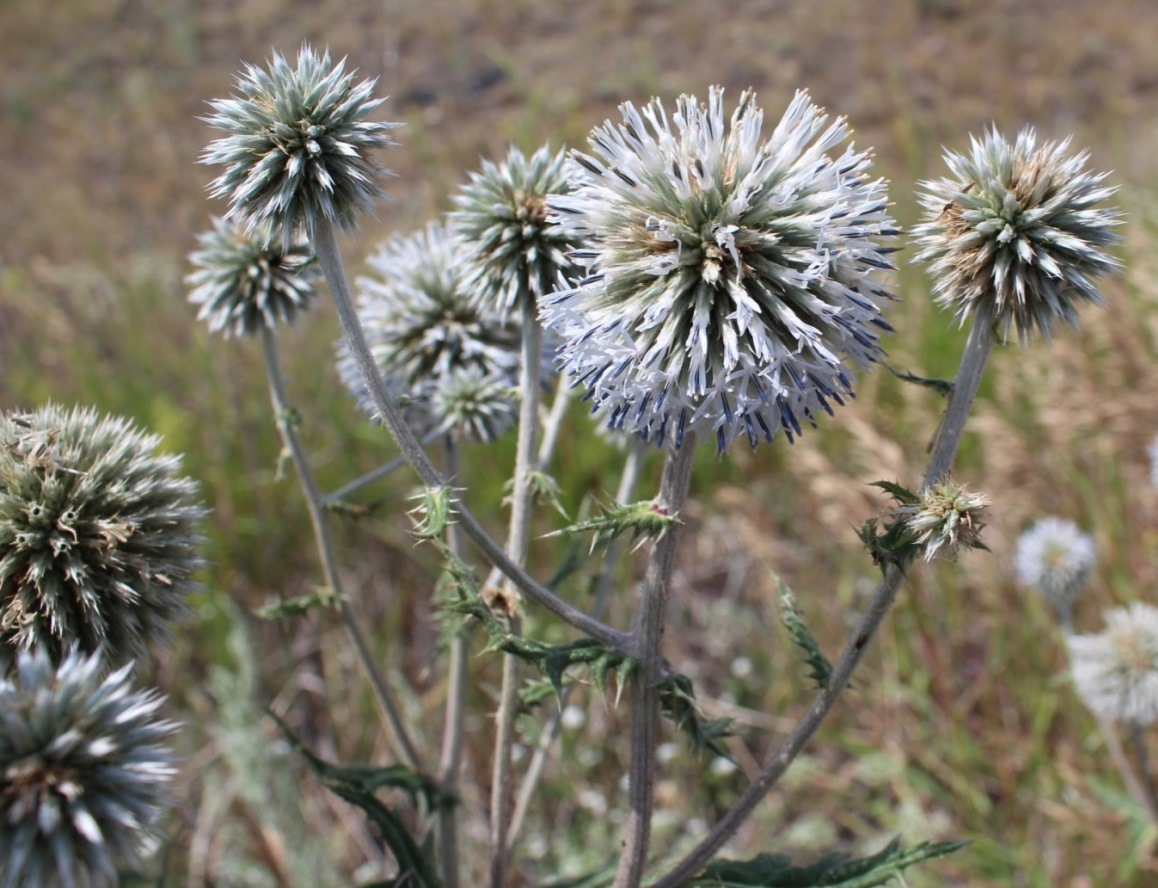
[5, 0, 1158, 884]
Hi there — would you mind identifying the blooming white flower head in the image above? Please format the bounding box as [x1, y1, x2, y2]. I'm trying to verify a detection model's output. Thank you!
[1014, 516, 1096, 606]
[913, 128, 1121, 343]
[902, 478, 990, 562]
[187, 216, 321, 338]
[1068, 602, 1158, 725]
[201, 44, 400, 248]
[451, 144, 583, 319]
[0, 406, 205, 672]
[0, 647, 178, 887]
[429, 368, 517, 443]
[543, 88, 899, 453]
[336, 222, 523, 441]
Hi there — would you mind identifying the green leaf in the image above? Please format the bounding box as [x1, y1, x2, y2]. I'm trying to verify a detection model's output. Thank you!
[777, 580, 831, 691]
[690, 837, 967, 887]
[858, 481, 922, 573]
[865, 480, 921, 506]
[254, 587, 339, 620]
[544, 497, 679, 552]
[657, 673, 735, 759]
[884, 364, 954, 397]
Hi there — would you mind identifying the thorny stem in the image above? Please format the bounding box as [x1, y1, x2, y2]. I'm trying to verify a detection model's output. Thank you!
[259, 325, 423, 771]
[309, 219, 631, 656]
[438, 436, 468, 888]
[1127, 721, 1158, 824]
[654, 315, 996, 888]
[614, 436, 697, 888]
[507, 444, 646, 851]
[490, 300, 544, 887]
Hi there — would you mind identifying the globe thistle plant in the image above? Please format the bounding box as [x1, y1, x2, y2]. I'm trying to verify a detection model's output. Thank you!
[913, 127, 1121, 343]
[0, 406, 204, 671]
[187, 216, 321, 338]
[1014, 516, 1096, 609]
[201, 44, 400, 248]
[1068, 602, 1158, 726]
[451, 144, 583, 319]
[903, 478, 990, 562]
[0, 647, 178, 888]
[431, 368, 517, 443]
[336, 222, 523, 440]
[542, 88, 899, 452]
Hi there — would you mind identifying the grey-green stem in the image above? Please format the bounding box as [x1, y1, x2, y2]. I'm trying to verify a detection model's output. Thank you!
[259, 325, 423, 771]
[614, 435, 697, 888]
[654, 314, 997, 888]
[309, 219, 630, 656]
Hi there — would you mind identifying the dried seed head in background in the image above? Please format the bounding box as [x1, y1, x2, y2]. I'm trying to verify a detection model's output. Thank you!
[1068, 602, 1158, 726]
[1013, 516, 1096, 607]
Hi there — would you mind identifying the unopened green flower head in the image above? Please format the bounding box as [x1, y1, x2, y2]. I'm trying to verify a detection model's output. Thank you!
[450, 143, 583, 319]
[336, 221, 524, 441]
[543, 88, 899, 452]
[0, 406, 205, 671]
[0, 647, 178, 888]
[1068, 602, 1158, 726]
[914, 128, 1121, 343]
[903, 478, 990, 562]
[201, 44, 400, 249]
[187, 216, 321, 337]
[1014, 516, 1096, 606]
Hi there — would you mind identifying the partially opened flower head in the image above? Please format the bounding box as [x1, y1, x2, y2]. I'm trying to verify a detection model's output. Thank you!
[544, 88, 898, 452]
[187, 216, 321, 338]
[201, 44, 400, 248]
[451, 144, 582, 319]
[0, 406, 205, 671]
[1014, 516, 1096, 606]
[336, 222, 523, 441]
[903, 478, 990, 562]
[914, 128, 1121, 343]
[0, 647, 178, 887]
[1068, 602, 1158, 726]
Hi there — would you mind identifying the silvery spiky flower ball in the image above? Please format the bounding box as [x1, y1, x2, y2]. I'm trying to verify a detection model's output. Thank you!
[1068, 602, 1158, 726]
[336, 222, 522, 440]
[0, 647, 178, 888]
[913, 128, 1121, 343]
[903, 478, 990, 562]
[0, 406, 204, 671]
[431, 369, 517, 443]
[450, 144, 582, 319]
[186, 216, 321, 338]
[1013, 516, 1096, 606]
[543, 88, 899, 452]
[201, 44, 400, 248]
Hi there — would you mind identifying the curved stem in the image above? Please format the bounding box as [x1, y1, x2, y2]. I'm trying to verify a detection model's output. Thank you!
[654, 317, 996, 888]
[310, 219, 630, 656]
[321, 428, 442, 506]
[614, 436, 697, 888]
[259, 325, 423, 771]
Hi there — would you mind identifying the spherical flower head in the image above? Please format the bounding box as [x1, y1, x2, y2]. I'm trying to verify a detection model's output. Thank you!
[186, 216, 321, 338]
[201, 44, 400, 249]
[913, 127, 1121, 343]
[543, 88, 899, 453]
[0, 647, 178, 887]
[336, 222, 523, 441]
[1013, 516, 1096, 606]
[0, 406, 205, 671]
[430, 368, 517, 443]
[450, 144, 583, 319]
[903, 478, 990, 562]
[1068, 602, 1158, 726]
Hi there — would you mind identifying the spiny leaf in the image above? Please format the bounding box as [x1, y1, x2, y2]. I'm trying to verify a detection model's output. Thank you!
[544, 497, 679, 552]
[884, 364, 954, 397]
[778, 581, 831, 691]
[408, 486, 453, 540]
[866, 480, 921, 506]
[254, 587, 339, 620]
[858, 481, 923, 573]
[691, 837, 967, 887]
[525, 470, 570, 518]
[658, 673, 735, 760]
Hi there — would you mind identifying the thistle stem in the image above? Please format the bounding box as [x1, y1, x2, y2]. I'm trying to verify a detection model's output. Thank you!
[654, 316, 996, 888]
[614, 436, 697, 888]
[259, 325, 423, 771]
[1127, 721, 1158, 824]
[490, 298, 544, 888]
[320, 428, 442, 506]
[309, 218, 630, 655]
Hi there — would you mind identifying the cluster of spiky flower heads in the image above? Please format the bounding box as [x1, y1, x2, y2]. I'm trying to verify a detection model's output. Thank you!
[450, 144, 583, 319]
[0, 647, 178, 887]
[913, 127, 1121, 343]
[336, 222, 523, 442]
[186, 216, 321, 338]
[0, 405, 204, 672]
[1068, 602, 1158, 726]
[201, 44, 400, 249]
[543, 88, 899, 453]
[1014, 516, 1096, 607]
[902, 477, 990, 562]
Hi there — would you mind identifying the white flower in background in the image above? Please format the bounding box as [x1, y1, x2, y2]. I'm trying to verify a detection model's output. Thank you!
[1068, 602, 1158, 725]
[1014, 516, 1096, 606]
[544, 88, 898, 452]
